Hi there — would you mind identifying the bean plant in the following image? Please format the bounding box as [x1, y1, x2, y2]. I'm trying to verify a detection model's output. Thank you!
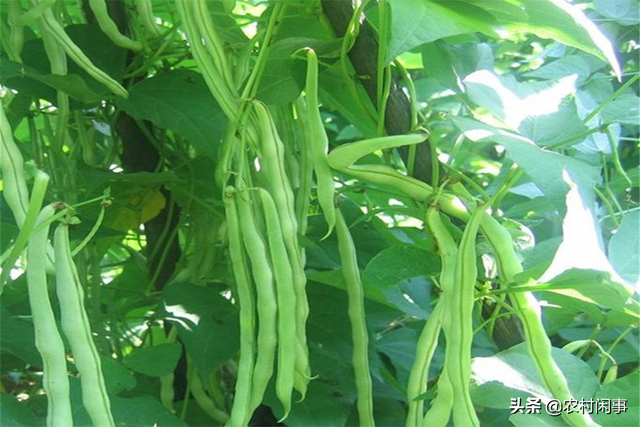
[0, 1, 638, 427]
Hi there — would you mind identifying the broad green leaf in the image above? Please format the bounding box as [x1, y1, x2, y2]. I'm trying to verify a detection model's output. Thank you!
[470, 0, 620, 77]
[0, 308, 40, 367]
[471, 343, 600, 408]
[385, 0, 498, 63]
[453, 116, 599, 215]
[538, 175, 631, 292]
[600, 94, 640, 125]
[71, 379, 187, 427]
[525, 54, 605, 85]
[362, 245, 440, 318]
[318, 60, 377, 138]
[538, 269, 637, 315]
[101, 357, 137, 394]
[162, 283, 239, 378]
[593, 373, 640, 426]
[609, 210, 640, 286]
[123, 343, 182, 377]
[0, 393, 40, 427]
[256, 37, 341, 104]
[510, 412, 569, 426]
[1, 61, 103, 104]
[117, 70, 227, 158]
[594, 0, 640, 26]
[463, 70, 587, 146]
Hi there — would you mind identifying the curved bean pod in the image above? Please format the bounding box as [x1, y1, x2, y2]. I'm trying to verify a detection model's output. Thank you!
[35, 3, 128, 98]
[88, 0, 142, 51]
[481, 216, 600, 427]
[27, 204, 72, 427]
[133, 0, 162, 38]
[54, 224, 114, 427]
[305, 49, 336, 237]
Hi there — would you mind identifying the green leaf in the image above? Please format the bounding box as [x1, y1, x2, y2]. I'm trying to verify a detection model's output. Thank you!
[0, 308, 40, 367]
[594, 0, 639, 26]
[117, 70, 227, 158]
[318, 60, 377, 138]
[362, 245, 440, 317]
[453, 116, 599, 215]
[471, 343, 600, 408]
[463, 70, 587, 147]
[385, 0, 498, 62]
[101, 357, 137, 394]
[600, 94, 640, 125]
[609, 210, 640, 286]
[162, 283, 239, 378]
[593, 373, 640, 427]
[470, 0, 620, 77]
[0, 393, 40, 426]
[123, 343, 182, 378]
[256, 37, 341, 104]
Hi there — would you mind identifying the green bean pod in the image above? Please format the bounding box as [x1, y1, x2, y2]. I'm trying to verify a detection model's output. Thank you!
[258, 188, 298, 419]
[27, 204, 72, 427]
[14, 0, 55, 26]
[7, 0, 25, 58]
[0, 98, 30, 225]
[405, 301, 443, 427]
[327, 134, 426, 171]
[420, 208, 459, 427]
[481, 216, 600, 427]
[305, 49, 336, 237]
[446, 207, 484, 427]
[34, 2, 128, 98]
[335, 209, 375, 427]
[236, 190, 278, 414]
[223, 188, 256, 427]
[189, 362, 230, 424]
[175, 0, 238, 119]
[252, 101, 311, 385]
[133, 0, 161, 38]
[88, 0, 142, 51]
[54, 224, 114, 427]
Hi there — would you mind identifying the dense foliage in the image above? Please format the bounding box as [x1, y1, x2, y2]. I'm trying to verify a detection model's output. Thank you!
[0, 1, 638, 427]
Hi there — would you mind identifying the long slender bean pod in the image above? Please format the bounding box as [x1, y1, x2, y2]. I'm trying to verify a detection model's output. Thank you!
[7, 0, 25, 58]
[294, 99, 314, 233]
[1, 98, 30, 226]
[446, 206, 484, 427]
[323, 132, 599, 426]
[34, 2, 128, 98]
[223, 188, 256, 427]
[88, 0, 142, 51]
[38, 19, 69, 143]
[236, 189, 278, 414]
[257, 188, 297, 418]
[27, 204, 72, 427]
[133, 0, 162, 38]
[405, 301, 443, 427]
[14, 0, 55, 26]
[481, 216, 600, 427]
[335, 209, 375, 427]
[54, 224, 114, 427]
[305, 49, 336, 236]
[252, 101, 311, 386]
[189, 362, 230, 424]
[0, 170, 50, 290]
[420, 208, 457, 427]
